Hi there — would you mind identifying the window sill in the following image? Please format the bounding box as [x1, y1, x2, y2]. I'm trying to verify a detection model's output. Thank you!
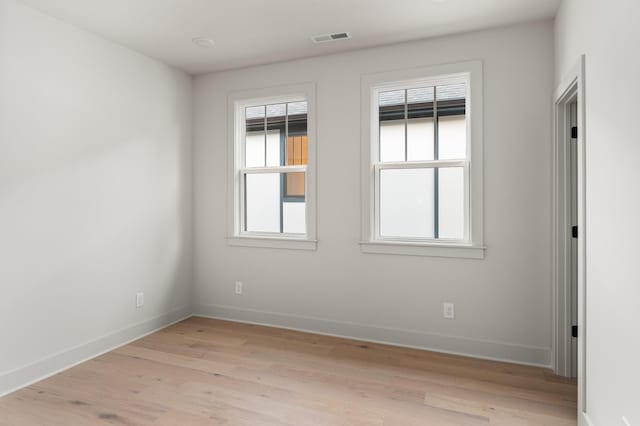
[360, 241, 485, 259]
[227, 235, 317, 251]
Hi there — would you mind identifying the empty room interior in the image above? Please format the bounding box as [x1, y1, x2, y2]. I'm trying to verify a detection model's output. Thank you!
[1, 0, 638, 424]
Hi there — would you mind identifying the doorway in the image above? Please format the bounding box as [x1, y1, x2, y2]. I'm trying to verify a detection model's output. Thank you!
[552, 55, 586, 422]
[569, 99, 578, 378]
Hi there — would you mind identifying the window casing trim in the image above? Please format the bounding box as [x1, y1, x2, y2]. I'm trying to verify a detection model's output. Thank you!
[227, 83, 317, 250]
[360, 61, 484, 258]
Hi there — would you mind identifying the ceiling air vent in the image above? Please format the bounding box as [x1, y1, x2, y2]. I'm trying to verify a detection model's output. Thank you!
[311, 32, 351, 44]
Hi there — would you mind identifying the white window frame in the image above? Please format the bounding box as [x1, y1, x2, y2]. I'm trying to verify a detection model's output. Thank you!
[227, 82, 317, 250]
[360, 61, 485, 259]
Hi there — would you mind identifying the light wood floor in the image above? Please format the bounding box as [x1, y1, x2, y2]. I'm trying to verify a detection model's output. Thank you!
[0, 317, 577, 425]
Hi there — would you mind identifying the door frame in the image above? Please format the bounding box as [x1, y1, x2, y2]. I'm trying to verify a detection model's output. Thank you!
[551, 55, 587, 421]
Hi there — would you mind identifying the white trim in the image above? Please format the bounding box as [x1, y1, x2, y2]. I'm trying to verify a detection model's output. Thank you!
[227, 82, 317, 250]
[193, 304, 551, 367]
[241, 165, 307, 174]
[360, 61, 484, 257]
[373, 159, 468, 169]
[360, 241, 485, 259]
[551, 74, 576, 378]
[552, 55, 587, 418]
[0, 307, 192, 397]
[226, 235, 317, 250]
[580, 412, 595, 426]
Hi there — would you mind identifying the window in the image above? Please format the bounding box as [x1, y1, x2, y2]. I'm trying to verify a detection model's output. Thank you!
[360, 62, 484, 258]
[228, 83, 316, 250]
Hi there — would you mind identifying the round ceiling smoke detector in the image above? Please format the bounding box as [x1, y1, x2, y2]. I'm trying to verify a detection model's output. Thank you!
[192, 37, 215, 48]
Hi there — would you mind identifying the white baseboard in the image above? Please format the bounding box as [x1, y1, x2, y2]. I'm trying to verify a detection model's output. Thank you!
[193, 303, 551, 368]
[581, 412, 595, 426]
[0, 306, 192, 397]
[0, 302, 553, 398]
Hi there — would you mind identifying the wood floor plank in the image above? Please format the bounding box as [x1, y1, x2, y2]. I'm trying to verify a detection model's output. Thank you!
[0, 317, 577, 425]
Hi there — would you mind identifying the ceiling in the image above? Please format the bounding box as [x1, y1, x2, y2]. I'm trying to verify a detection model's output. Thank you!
[19, 0, 561, 75]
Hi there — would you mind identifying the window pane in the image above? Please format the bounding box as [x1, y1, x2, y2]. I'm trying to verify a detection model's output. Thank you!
[438, 167, 465, 240]
[407, 118, 434, 161]
[436, 83, 466, 103]
[407, 87, 434, 108]
[245, 132, 265, 168]
[266, 103, 286, 117]
[266, 131, 280, 166]
[436, 83, 466, 160]
[287, 136, 308, 165]
[246, 105, 265, 120]
[283, 202, 305, 234]
[285, 171, 305, 197]
[266, 104, 285, 166]
[380, 121, 405, 162]
[245, 173, 280, 233]
[378, 89, 405, 108]
[245, 105, 265, 167]
[438, 116, 466, 160]
[407, 87, 434, 161]
[287, 101, 307, 116]
[287, 101, 307, 165]
[380, 168, 434, 238]
[245, 172, 306, 234]
[379, 90, 405, 162]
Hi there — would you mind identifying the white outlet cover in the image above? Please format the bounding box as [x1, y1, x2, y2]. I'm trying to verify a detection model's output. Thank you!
[235, 281, 243, 294]
[443, 302, 455, 319]
[136, 292, 144, 308]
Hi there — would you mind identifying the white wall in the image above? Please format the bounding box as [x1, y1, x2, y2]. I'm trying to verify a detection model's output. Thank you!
[555, 0, 640, 424]
[0, 0, 192, 394]
[194, 21, 554, 365]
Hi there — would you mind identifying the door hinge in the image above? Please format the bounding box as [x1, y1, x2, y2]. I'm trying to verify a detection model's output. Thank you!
[571, 126, 578, 138]
[571, 225, 578, 239]
[572, 325, 578, 338]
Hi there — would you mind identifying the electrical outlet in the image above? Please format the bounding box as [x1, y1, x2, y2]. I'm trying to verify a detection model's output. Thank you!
[136, 292, 144, 308]
[235, 281, 243, 295]
[443, 302, 455, 319]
